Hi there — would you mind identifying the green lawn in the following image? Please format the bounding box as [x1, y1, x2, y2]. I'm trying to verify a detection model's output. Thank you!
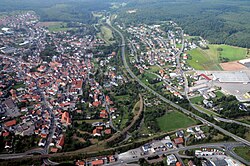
[39, 22, 72, 32]
[132, 101, 140, 115]
[193, 104, 220, 116]
[176, 43, 182, 49]
[157, 111, 198, 132]
[13, 83, 25, 89]
[215, 91, 225, 98]
[190, 96, 204, 104]
[187, 44, 248, 70]
[48, 22, 70, 32]
[238, 119, 250, 125]
[98, 25, 115, 45]
[233, 146, 250, 162]
[148, 65, 161, 73]
[114, 95, 130, 101]
[76, 119, 103, 124]
[144, 72, 158, 80]
[211, 44, 248, 61]
[187, 48, 221, 70]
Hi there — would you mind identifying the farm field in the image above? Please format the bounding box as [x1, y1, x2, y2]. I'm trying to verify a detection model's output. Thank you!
[157, 111, 198, 132]
[187, 44, 248, 70]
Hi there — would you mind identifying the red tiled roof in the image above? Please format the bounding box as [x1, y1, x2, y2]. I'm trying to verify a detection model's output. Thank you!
[176, 162, 182, 166]
[105, 129, 112, 135]
[200, 74, 211, 80]
[2, 132, 9, 137]
[76, 160, 85, 166]
[57, 135, 65, 147]
[92, 160, 104, 166]
[100, 110, 108, 118]
[74, 80, 83, 89]
[50, 147, 58, 153]
[92, 101, 100, 107]
[4, 119, 16, 127]
[61, 112, 71, 125]
[93, 129, 101, 135]
[41, 133, 47, 138]
[174, 137, 184, 144]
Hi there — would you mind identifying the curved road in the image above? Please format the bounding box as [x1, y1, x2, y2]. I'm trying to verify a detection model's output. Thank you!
[107, 142, 248, 165]
[107, 20, 250, 147]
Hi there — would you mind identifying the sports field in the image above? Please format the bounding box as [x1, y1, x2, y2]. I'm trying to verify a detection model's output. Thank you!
[157, 111, 198, 132]
[187, 44, 248, 70]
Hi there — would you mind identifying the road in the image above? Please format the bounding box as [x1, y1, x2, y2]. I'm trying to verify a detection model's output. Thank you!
[173, 32, 250, 129]
[106, 142, 248, 165]
[0, 16, 249, 165]
[107, 19, 250, 147]
[0, 53, 56, 164]
[215, 117, 250, 128]
[145, 70, 185, 96]
[102, 94, 120, 132]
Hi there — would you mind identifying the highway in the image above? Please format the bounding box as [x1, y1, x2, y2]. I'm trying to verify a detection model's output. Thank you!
[107, 20, 250, 147]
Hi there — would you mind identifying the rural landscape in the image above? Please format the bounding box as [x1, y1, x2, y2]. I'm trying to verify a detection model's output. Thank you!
[0, 0, 250, 166]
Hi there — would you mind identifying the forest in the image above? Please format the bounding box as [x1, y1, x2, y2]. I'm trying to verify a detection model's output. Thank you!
[1, 0, 250, 47]
[0, 0, 111, 24]
[115, 0, 250, 48]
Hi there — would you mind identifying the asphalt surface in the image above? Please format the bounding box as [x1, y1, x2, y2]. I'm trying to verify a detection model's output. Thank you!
[215, 117, 250, 128]
[107, 142, 247, 165]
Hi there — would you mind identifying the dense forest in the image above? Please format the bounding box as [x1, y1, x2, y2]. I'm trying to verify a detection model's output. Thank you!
[115, 0, 250, 48]
[1, 0, 250, 47]
[0, 0, 111, 24]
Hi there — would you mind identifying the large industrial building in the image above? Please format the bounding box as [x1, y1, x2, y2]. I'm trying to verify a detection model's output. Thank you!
[212, 72, 250, 83]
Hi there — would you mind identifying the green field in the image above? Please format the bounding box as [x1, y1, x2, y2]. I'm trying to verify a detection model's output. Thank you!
[98, 25, 115, 45]
[144, 72, 158, 80]
[114, 95, 130, 101]
[215, 91, 225, 98]
[76, 119, 103, 124]
[187, 44, 248, 70]
[193, 104, 220, 116]
[157, 111, 198, 132]
[38, 22, 72, 32]
[47, 22, 69, 32]
[190, 96, 203, 104]
[148, 65, 161, 73]
[237, 119, 250, 125]
[13, 82, 25, 90]
[233, 146, 250, 162]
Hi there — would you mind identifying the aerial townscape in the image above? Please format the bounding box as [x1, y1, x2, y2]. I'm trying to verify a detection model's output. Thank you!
[0, 0, 250, 166]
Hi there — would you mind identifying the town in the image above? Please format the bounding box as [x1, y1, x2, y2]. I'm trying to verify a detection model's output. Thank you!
[0, 9, 249, 166]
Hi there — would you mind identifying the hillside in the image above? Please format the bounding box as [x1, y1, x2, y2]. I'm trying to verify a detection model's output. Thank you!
[115, 0, 250, 48]
[0, 0, 111, 23]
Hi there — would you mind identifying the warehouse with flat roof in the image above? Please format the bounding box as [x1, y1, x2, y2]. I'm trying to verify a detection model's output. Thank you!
[213, 72, 250, 83]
